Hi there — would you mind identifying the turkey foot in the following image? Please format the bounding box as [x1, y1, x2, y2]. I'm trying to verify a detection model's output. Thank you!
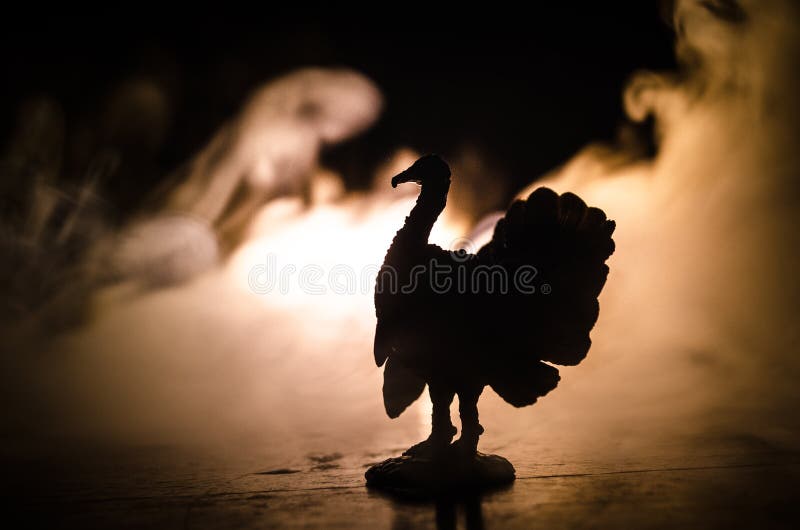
[403, 425, 458, 457]
[451, 425, 484, 458]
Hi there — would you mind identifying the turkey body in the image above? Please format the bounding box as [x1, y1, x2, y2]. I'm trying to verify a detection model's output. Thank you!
[374, 155, 615, 455]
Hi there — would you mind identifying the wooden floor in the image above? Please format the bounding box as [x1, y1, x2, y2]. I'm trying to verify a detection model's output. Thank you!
[6, 433, 799, 529]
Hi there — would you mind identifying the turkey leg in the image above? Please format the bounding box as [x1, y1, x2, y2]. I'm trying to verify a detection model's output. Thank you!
[403, 385, 456, 457]
[454, 386, 484, 456]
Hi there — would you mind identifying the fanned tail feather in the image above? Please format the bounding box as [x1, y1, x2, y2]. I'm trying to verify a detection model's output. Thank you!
[479, 187, 615, 367]
[490, 357, 560, 407]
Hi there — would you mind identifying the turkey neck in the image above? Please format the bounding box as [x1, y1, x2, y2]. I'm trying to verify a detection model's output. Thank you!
[394, 178, 450, 249]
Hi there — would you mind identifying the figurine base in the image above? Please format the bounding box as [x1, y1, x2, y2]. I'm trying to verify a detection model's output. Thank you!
[365, 451, 515, 498]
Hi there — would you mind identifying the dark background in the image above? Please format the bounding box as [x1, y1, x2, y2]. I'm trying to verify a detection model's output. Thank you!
[0, 3, 676, 212]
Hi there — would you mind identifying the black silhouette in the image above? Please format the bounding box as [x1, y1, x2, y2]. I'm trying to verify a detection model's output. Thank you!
[373, 155, 615, 461]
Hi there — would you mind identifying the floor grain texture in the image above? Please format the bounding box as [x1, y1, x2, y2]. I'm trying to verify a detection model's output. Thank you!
[5, 435, 798, 529]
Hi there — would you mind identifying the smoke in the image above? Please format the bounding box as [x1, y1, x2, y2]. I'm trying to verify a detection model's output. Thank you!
[487, 0, 800, 450]
[0, 68, 394, 451]
[104, 67, 384, 287]
[1, 1, 798, 463]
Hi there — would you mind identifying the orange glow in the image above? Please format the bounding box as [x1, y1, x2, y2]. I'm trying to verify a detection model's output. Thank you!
[6, 0, 799, 455]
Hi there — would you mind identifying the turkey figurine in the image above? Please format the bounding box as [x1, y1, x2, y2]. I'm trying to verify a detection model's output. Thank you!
[374, 155, 615, 458]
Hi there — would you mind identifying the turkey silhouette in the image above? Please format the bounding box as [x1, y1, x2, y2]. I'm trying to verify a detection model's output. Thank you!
[374, 155, 615, 459]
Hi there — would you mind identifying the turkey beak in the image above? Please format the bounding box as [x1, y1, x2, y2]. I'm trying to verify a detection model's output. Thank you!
[391, 167, 420, 188]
